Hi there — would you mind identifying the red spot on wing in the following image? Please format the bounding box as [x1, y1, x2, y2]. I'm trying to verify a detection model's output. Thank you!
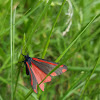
[31, 62, 52, 91]
[39, 83, 44, 91]
[32, 58, 57, 66]
[34, 89, 37, 93]
[62, 69, 67, 73]
[51, 72, 57, 76]
[26, 62, 33, 86]
[60, 65, 63, 67]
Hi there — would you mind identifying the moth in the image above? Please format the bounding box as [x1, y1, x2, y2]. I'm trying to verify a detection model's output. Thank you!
[23, 54, 67, 93]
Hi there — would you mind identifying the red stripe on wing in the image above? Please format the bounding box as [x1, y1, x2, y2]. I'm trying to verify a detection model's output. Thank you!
[32, 58, 57, 66]
[32, 58, 64, 68]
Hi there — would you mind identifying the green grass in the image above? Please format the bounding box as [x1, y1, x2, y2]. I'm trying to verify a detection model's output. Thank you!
[10, 0, 13, 99]
[0, 0, 100, 100]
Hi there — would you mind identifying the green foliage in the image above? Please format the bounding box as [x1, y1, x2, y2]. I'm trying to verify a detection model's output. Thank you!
[0, 0, 100, 100]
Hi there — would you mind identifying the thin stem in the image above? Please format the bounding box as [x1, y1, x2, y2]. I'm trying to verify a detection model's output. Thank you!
[80, 55, 100, 99]
[12, 6, 16, 100]
[27, 0, 52, 45]
[13, 67, 21, 98]
[10, 0, 13, 99]
[68, 66, 100, 72]
[56, 14, 99, 62]
[42, 0, 66, 59]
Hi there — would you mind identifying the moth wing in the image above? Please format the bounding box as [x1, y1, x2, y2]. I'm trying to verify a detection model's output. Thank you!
[26, 62, 38, 93]
[32, 58, 67, 76]
[31, 61, 52, 90]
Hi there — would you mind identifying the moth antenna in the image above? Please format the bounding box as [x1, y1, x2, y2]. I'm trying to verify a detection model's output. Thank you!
[24, 48, 28, 56]
[21, 53, 25, 57]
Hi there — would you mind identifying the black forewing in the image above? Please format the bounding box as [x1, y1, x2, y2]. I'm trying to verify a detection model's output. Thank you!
[32, 58, 67, 76]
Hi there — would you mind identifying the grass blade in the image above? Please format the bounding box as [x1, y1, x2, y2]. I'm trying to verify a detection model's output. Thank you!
[24, 88, 33, 100]
[0, 1, 43, 37]
[68, 66, 100, 72]
[12, 6, 16, 100]
[27, 0, 53, 45]
[42, 0, 66, 59]
[62, 74, 97, 99]
[56, 13, 100, 62]
[13, 34, 26, 98]
[10, 0, 13, 99]
[80, 55, 100, 99]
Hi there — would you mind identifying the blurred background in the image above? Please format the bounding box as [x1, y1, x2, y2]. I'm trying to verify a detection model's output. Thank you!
[0, 0, 100, 100]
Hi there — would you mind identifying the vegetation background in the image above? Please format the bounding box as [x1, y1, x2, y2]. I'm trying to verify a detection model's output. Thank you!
[0, 0, 100, 100]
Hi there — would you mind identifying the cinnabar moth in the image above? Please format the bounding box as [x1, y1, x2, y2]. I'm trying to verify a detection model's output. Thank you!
[23, 54, 67, 93]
